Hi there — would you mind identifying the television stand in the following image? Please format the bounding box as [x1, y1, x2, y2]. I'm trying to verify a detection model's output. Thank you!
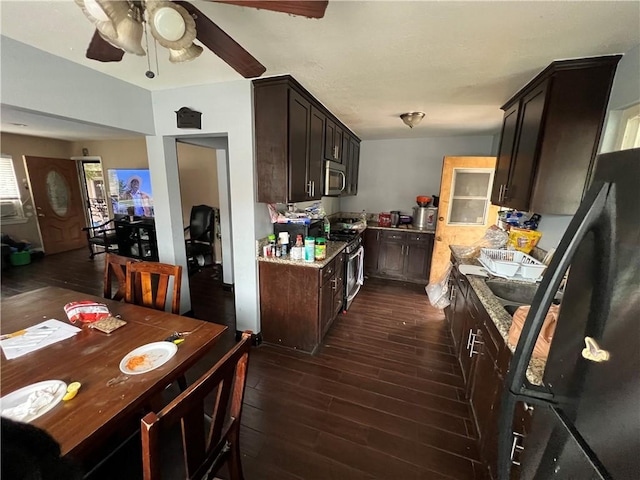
[114, 217, 158, 261]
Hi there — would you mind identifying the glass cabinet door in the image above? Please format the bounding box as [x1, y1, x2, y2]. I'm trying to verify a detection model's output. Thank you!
[448, 169, 494, 225]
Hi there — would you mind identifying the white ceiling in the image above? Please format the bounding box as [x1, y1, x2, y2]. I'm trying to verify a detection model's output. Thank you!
[1, 0, 639, 141]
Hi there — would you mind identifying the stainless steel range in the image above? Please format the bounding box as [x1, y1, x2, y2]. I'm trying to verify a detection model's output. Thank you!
[329, 219, 365, 311]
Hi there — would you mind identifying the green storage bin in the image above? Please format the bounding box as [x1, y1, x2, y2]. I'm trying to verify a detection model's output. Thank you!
[10, 251, 31, 266]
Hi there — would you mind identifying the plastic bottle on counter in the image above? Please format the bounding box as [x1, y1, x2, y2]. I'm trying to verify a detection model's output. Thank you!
[304, 236, 315, 263]
[324, 216, 331, 238]
[278, 232, 289, 256]
[315, 237, 326, 261]
[268, 234, 276, 257]
[291, 234, 304, 260]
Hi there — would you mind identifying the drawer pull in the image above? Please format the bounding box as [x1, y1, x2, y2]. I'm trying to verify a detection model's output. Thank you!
[510, 432, 525, 466]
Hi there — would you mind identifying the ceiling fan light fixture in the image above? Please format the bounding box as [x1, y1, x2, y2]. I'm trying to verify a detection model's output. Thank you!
[75, 0, 118, 41]
[400, 112, 426, 128]
[147, 1, 196, 50]
[169, 43, 204, 63]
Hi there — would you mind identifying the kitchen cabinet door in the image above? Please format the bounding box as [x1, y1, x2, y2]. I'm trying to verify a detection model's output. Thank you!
[491, 103, 519, 205]
[458, 300, 478, 387]
[308, 106, 325, 200]
[503, 81, 548, 211]
[288, 89, 312, 202]
[378, 231, 406, 279]
[404, 233, 433, 283]
[469, 327, 501, 443]
[346, 137, 360, 196]
[324, 117, 343, 162]
[363, 229, 380, 276]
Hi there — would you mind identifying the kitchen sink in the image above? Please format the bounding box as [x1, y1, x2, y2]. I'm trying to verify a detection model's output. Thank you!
[484, 279, 539, 306]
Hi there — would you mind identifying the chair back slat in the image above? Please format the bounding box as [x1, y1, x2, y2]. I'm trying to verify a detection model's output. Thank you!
[125, 261, 182, 314]
[141, 332, 252, 480]
[104, 253, 137, 301]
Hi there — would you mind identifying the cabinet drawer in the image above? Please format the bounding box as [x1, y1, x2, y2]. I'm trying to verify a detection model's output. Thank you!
[321, 257, 337, 284]
[406, 233, 433, 243]
[381, 231, 406, 242]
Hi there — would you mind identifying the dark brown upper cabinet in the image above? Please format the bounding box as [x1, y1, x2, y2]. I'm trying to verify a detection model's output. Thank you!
[324, 117, 343, 163]
[254, 75, 360, 203]
[491, 55, 621, 214]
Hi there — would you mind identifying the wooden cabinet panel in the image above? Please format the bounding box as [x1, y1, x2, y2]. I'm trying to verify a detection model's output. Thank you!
[505, 82, 547, 211]
[260, 252, 345, 354]
[363, 229, 380, 276]
[491, 103, 519, 205]
[405, 233, 433, 283]
[288, 89, 312, 202]
[348, 138, 360, 196]
[324, 117, 343, 162]
[491, 56, 620, 214]
[255, 75, 361, 203]
[378, 231, 406, 279]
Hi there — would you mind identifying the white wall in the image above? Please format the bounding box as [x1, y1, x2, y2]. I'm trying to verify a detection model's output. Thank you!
[1, 37, 154, 135]
[341, 135, 495, 215]
[149, 81, 262, 333]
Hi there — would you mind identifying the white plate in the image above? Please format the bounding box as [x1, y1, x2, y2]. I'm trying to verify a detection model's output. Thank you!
[0, 380, 67, 423]
[119, 341, 178, 375]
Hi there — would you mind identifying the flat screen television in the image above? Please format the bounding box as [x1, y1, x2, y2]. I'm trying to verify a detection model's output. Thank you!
[107, 168, 154, 217]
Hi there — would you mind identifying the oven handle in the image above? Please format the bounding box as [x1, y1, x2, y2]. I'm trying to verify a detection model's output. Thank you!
[347, 246, 363, 261]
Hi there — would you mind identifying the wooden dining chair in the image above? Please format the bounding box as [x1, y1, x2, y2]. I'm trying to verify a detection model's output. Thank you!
[103, 253, 138, 301]
[141, 332, 252, 480]
[125, 261, 182, 314]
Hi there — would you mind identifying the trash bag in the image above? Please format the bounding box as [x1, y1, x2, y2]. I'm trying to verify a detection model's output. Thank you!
[425, 262, 452, 309]
[457, 226, 509, 258]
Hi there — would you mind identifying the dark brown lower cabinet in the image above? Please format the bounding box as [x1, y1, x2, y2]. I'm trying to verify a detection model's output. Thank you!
[260, 253, 344, 354]
[365, 229, 434, 283]
[450, 263, 534, 479]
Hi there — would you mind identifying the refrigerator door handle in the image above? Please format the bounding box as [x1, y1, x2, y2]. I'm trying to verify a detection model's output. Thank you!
[497, 181, 617, 480]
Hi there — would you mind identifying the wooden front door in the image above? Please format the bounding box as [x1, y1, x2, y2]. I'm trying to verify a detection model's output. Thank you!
[429, 156, 499, 283]
[25, 156, 86, 254]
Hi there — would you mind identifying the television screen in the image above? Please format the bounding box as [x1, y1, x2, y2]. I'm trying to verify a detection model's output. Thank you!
[107, 169, 154, 217]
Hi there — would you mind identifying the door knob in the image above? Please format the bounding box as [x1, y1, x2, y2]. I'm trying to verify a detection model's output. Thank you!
[438, 217, 444, 221]
[436, 236, 442, 241]
[38, 213, 45, 217]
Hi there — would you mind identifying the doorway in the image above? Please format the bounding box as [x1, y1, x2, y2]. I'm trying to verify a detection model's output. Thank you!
[24, 156, 87, 255]
[78, 158, 109, 227]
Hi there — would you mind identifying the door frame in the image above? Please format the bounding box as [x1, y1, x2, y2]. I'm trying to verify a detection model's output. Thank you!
[72, 156, 106, 229]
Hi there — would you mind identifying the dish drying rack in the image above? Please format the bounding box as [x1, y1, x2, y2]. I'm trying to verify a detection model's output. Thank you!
[478, 248, 546, 282]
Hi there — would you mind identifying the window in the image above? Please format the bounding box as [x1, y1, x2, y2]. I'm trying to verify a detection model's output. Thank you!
[615, 103, 640, 150]
[447, 168, 494, 225]
[0, 156, 26, 222]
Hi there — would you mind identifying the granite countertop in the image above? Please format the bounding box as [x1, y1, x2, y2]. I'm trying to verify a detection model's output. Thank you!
[257, 240, 347, 268]
[449, 245, 546, 386]
[366, 221, 436, 234]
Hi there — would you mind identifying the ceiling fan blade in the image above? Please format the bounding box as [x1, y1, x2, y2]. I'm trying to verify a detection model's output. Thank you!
[86, 30, 125, 62]
[212, 0, 328, 19]
[176, 1, 266, 78]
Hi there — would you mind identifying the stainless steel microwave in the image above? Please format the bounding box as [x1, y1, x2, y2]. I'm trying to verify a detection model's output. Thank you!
[324, 161, 346, 196]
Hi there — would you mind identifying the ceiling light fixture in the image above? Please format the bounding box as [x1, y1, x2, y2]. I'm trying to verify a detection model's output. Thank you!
[400, 112, 426, 129]
[75, 0, 202, 68]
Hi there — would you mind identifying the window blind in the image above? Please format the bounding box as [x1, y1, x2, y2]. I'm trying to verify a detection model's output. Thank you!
[0, 156, 21, 200]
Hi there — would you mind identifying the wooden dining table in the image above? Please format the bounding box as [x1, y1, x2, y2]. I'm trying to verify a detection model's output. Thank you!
[0, 286, 227, 464]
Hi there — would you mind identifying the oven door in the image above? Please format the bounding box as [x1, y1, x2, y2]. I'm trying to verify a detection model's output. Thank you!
[345, 246, 364, 310]
[324, 161, 346, 196]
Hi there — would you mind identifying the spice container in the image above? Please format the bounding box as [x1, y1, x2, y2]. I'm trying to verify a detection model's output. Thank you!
[314, 237, 326, 261]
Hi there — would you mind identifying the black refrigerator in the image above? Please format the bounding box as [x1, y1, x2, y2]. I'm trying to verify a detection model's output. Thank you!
[498, 148, 640, 479]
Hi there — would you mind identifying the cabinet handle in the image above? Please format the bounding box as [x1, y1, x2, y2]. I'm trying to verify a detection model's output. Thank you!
[312, 181, 315, 197]
[469, 334, 483, 357]
[524, 402, 535, 412]
[510, 432, 525, 466]
[401, 245, 404, 255]
[466, 330, 475, 351]
[405, 245, 409, 256]
[331, 278, 338, 290]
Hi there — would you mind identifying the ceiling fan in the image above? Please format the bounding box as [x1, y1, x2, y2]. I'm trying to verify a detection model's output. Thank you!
[75, 0, 328, 78]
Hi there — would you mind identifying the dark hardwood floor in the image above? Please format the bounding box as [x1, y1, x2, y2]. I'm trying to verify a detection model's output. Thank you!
[1, 250, 483, 479]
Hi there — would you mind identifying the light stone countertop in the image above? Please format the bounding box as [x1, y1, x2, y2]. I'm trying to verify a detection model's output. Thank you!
[449, 245, 546, 386]
[257, 240, 347, 268]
